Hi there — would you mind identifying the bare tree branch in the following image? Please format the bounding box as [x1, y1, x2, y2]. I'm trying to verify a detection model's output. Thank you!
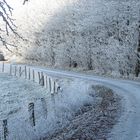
[23, 0, 29, 5]
[0, 0, 25, 52]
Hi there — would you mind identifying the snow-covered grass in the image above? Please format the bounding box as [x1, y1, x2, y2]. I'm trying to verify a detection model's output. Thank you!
[0, 73, 48, 139]
[0, 72, 102, 139]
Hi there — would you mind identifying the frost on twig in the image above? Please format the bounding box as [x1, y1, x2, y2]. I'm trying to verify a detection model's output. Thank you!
[23, 0, 29, 5]
[0, 0, 23, 52]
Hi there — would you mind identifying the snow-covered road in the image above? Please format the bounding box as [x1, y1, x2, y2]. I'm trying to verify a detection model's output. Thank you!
[1, 63, 140, 139]
[31, 66, 140, 140]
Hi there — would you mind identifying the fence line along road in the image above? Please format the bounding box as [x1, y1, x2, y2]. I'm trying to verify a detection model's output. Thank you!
[0, 61, 60, 94]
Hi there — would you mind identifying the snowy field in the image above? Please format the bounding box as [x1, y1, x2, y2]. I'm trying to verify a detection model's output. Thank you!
[0, 73, 49, 139]
[0, 72, 106, 140]
[0, 69, 121, 140]
[2, 62, 140, 140]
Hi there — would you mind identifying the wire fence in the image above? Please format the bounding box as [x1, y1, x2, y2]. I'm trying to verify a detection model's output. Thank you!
[0, 61, 62, 140]
[0, 61, 60, 94]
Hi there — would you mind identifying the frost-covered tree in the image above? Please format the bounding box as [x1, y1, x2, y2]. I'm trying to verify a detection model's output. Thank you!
[0, 0, 16, 49]
[1, 0, 140, 77]
[0, 0, 27, 51]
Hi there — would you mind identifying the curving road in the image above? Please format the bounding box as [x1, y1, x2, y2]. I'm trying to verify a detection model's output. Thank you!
[1, 62, 140, 139]
[32, 66, 140, 140]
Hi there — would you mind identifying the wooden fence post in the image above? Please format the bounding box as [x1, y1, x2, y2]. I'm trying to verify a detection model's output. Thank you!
[41, 72, 44, 86]
[25, 66, 27, 79]
[45, 75, 47, 89]
[51, 80, 55, 94]
[54, 81, 56, 94]
[2, 62, 4, 72]
[49, 77, 51, 92]
[28, 68, 31, 80]
[38, 72, 41, 84]
[3, 119, 8, 140]
[19, 66, 22, 77]
[44, 75, 48, 89]
[28, 103, 35, 127]
[14, 65, 17, 76]
[10, 64, 12, 75]
[32, 69, 35, 82]
[38, 72, 44, 86]
[46, 77, 51, 92]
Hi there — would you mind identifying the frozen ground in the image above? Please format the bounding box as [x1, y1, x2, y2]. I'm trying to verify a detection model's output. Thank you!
[21, 65, 140, 140]
[0, 73, 49, 139]
[0, 63, 140, 139]
[0, 72, 121, 140]
[44, 85, 121, 140]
